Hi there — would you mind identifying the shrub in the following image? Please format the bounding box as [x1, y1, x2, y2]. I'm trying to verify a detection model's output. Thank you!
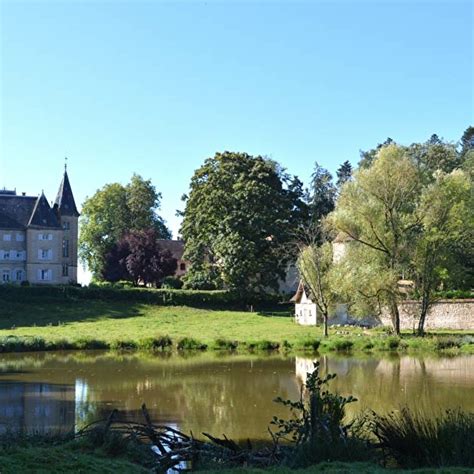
[281, 340, 293, 350]
[361, 340, 374, 351]
[247, 340, 280, 351]
[110, 339, 138, 351]
[176, 337, 207, 351]
[138, 336, 173, 351]
[0, 285, 282, 310]
[372, 408, 474, 468]
[325, 339, 354, 352]
[48, 339, 74, 350]
[161, 277, 183, 290]
[297, 339, 321, 351]
[385, 336, 401, 350]
[435, 336, 462, 351]
[212, 338, 238, 350]
[73, 338, 109, 350]
[271, 361, 370, 467]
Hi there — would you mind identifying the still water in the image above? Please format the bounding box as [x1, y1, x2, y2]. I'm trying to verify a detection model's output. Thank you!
[0, 351, 473, 441]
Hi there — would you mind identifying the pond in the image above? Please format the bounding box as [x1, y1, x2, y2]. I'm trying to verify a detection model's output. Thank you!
[0, 351, 473, 441]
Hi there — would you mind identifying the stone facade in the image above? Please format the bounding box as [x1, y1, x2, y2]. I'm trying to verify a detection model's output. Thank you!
[0, 169, 79, 285]
[380, 300, 474, 331]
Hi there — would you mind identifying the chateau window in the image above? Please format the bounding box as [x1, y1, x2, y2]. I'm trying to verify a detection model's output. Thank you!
[38, 234, 52, 241]
[38, 249, 52, 260]
[180, 263, 186, 271]
[3, 234, 11, 241]
[39, 269, 52, 281]
[62, 264, 69, 277]
[63, 221, 70, 230]
[62, 239, 69, 258]
[16, 233, 24, 242]
[15, 270, 23, 281]
[2, 270, 10, 282]
[3, 251, 10, 260]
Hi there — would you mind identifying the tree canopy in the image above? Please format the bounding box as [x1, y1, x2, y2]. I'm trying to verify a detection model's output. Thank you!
[329, 140, 473, 334]
[180, 151, 308, 293]
[79, 174, 171, 278]
[308, 163, 336, 225]
[102, 229, 177, 286]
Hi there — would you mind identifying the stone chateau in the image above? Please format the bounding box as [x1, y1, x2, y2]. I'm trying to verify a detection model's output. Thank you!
[0, 168, 79, 284]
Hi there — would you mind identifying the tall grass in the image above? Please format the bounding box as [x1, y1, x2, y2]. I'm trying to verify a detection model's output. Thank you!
[372, 408, 474, 468]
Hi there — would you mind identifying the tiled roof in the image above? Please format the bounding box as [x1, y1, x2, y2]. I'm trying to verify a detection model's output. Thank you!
[157, 239, 185, 260]
[0, 194, 37, 229]
[28, 194, 61, 228]
[54, 171, 79, 217]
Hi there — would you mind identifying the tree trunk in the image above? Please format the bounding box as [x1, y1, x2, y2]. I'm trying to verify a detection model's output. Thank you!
[389, 299, 400, 336]
[417, 295, 430, 336]
[323, 314, 328, 337]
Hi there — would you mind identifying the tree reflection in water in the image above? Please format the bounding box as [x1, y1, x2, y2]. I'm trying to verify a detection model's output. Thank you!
[0, 351, 472, 439]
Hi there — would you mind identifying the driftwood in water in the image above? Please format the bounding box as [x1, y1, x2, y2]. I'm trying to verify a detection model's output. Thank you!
[75, 404, 281, 472]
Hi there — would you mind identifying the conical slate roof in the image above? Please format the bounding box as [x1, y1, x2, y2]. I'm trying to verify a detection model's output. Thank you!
[28, 193, 61, 228]
[54, 170, 79, 217]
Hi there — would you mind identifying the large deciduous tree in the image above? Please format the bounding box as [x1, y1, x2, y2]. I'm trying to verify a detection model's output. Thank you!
[80, 174, 171, 277]
[412, 169, 474, 334]
[180, 151, 308, 293]
[329, 145, 421, 334]
[102, 229, 177, 286]
[297, 241, 336, 337]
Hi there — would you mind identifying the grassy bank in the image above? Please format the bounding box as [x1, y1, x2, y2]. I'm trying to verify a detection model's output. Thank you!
[0, 300, 473, 354]
[0, 444, 148, 474]
[1, 447, 471, 474]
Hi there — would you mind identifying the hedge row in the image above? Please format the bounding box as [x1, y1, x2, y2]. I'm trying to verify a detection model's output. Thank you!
[0, 284, 285, 309]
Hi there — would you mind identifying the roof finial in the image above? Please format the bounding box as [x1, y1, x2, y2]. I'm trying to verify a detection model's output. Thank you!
[64, 156, 68, 172]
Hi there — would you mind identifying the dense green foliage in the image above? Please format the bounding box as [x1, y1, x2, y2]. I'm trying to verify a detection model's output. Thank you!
[0, 284, 279, 308]
[79, 174, 171, 278]
[180, 152, 308, 293]
[307, 163, 336, 224]
[328, 137, 474, 334]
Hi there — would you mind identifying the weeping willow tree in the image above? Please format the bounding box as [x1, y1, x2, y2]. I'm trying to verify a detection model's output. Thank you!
[297, 242, 336, 337]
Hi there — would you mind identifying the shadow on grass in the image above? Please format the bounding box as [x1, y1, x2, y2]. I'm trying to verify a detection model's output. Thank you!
[0, 300, 147, 330]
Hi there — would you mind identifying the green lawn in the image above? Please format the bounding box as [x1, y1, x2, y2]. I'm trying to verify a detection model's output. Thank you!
[0, 444, 148, 474]
[0, 300, 472, 353]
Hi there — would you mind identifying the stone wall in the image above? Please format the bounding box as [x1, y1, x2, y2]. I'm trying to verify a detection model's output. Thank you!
[379, 300, 474, 330]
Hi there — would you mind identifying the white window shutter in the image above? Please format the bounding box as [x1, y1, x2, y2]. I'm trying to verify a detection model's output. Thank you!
[48, 234, 53, 241]
[0, 251, 3, 259]
[48, 270, 52, 280]
[38, 249, 42, 259]
[48, 249, 53, 259]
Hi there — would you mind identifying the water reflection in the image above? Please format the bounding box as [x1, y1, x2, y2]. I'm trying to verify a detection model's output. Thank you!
[0, 351, 472, 440]
[296, 354, 474, 417]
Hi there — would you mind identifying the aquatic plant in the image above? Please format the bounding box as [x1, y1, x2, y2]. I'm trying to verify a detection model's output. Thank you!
[372, 408, 474, 468]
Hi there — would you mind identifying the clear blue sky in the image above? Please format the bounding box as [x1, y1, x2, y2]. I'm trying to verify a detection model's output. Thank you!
[1, 0, 473, 241]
